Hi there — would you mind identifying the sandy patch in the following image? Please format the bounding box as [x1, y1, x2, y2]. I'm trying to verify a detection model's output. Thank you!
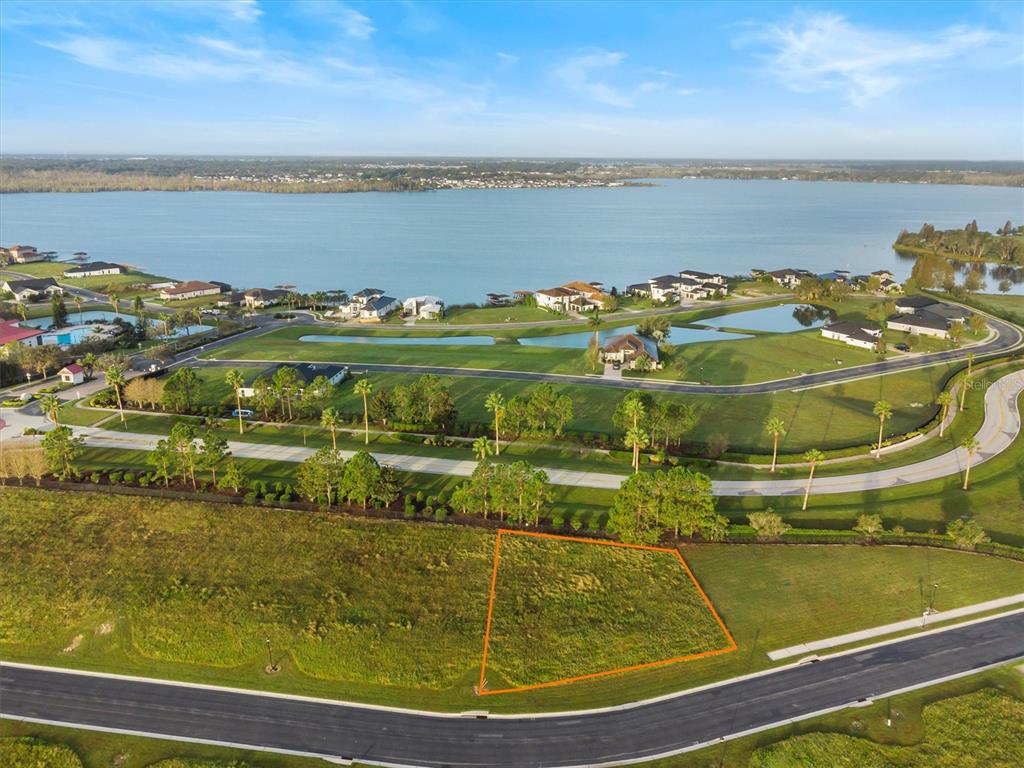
[96, 621, 115, 636]
[62, 634, 84, 653]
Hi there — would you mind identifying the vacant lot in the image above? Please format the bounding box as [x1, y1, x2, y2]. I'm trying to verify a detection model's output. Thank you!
[482, 533, 732, 691]
[3, 488, 1023, 712]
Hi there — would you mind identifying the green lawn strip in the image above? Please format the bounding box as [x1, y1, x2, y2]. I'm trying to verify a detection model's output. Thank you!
[946, 292, 1024, 325]
[58, 400, 118, 427]
[0, 724, 327, 768]
[628, 330, 882, 384]
[435, 305, 556, 324]
[483, 535, 730, 690]
[2, 261, 171, 293]
[718, 387, 1024, 545]
[3, 487, 1023, 714]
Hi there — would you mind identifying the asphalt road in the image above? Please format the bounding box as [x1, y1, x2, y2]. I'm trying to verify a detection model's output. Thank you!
[192, 313, 1023, 396]
[3, 612, 1023, 767]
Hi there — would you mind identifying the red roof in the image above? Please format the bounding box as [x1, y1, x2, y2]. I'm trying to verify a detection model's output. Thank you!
[61, 363, 84, 374]
[0, 320, 43, 346]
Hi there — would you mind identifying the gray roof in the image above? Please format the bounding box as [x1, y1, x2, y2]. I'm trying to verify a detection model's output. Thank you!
[888, 311, 948, 331]
[5, 277, 59, 292]
[895, 295, 939, 310]
[64, 261, 121, 274]
[366, 296, 398, 312]
[823, 321, 881, 344]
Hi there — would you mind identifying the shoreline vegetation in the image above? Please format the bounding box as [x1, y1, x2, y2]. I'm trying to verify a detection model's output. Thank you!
[2, 157, 1022, 193]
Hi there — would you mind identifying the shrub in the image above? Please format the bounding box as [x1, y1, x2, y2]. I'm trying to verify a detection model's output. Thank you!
[243, 492, 258, 504]
[404, 503, 416, 519]
[570, 517, 583, 532]
[415, 490, 424, 504]
[434, 508, 448, 522]
[551, 511, 565, 528]
[279, 489, 292, 503]
[138, 474, 151, 488]
[424, 506, 434, 518]
[109, 471, 123, 484]
[90, 472, 102, 484]
[263, 493, 278, 504]
[123, 472, 135, 484]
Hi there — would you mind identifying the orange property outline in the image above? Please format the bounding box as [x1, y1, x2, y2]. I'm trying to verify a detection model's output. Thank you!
[477, 529, 738, 696]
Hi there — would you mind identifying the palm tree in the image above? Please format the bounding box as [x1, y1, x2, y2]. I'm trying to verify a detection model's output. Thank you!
[472, 435, 492, 462]
[621, 394, 646, 431]
[936, 391, 954, 438]
[484, 392, 505, 456]
[354, 379, 372, 445]
[764, 416, 786, 472]
[80, 352, 97, 379]
[225, 369, 246, 434]
[960, 436, 980, 490]
[39, 393, 61, 426]
[109, 292, 119, 317]
[15, 303, 27, 322]
[105, 363, 127, 426]
[321, 407, 341, 450]
[588, 310, 603, 343]
[801, 448, 825, 511]
[872, 400, 893, 458]
[625, 425, 649, 473]
[73, 295, 83, 323]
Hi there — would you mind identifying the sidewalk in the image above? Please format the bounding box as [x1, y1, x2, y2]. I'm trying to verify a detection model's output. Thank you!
[767, 594, 1024, 661]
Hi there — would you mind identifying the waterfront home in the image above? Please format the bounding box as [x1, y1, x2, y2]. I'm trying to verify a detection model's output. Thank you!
[239, 363, 349, 397]
[534, 286, 577, 311]
[647, 275, 681, 303]
[679, 269, 728, 289]
[243, 288, 289, 309]
[878, 277, 903, 293]
[59, 364, 85, 385]
[601, 333, 661, 370]
[769, 268, 812, 288]
[626, 282, 651, 297]
[895, 296, 943, 313]
[886, 311, 952, 339]
[818, 270, 852, 284]
[359, 295, 401, 321]
[487, 293, 512, 307]
[1, 245, 49, 264]
[2, 278, 63, 303]
[216, 291, 244, 307]
[0, 319, 44, 350]
[63, 261, 123, 279]
[403, 295, 444, 319]
[872, 269, 894, 281]
[821, 321, 883, 350]
[159, 281, 221, 301]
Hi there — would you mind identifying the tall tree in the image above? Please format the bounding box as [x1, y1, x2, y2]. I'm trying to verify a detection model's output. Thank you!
[342, 450, 381, 509]
[40, 426, 84, 480]
[959, 436, 980, 490]
[625, 425, 650, 473]
[354, 378, 372, 444]
[801, 448, 825, 511]
[485, 392, 505, 455]
[320, 407, 341, 450]
[764, 416, 786, 472]
[872, 400, 893, 458]
[39, 393, 61, 426]
[473, 435, 492, 462]
[200, 431, 230, 484]
[225, 369, 246, 434]
[104, 361, 127, 426]
[109, 292, 119, 316]
[936, 391, 954, 438]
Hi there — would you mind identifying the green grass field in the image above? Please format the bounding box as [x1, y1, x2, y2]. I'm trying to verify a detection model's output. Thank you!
[483, 534, 731, 690]
[3, 488, 1022, 713]
[947, 292, 1024, 326]
[439, 304, 555, 324]
[2, 261, 171, 294]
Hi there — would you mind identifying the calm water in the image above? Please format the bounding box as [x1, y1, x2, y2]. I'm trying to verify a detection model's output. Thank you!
[2, 180, 1021, 302]
[23, 310, 212, 338]
[697, 304, 835, 332]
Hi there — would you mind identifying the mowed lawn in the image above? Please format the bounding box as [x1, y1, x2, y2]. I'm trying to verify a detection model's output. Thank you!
[631, 330, 882, 385]
[3, 488, 1024, 713]
[204, 326, 590, 374]
[483, 534, 731, 691]
[438, 305, 556, 324]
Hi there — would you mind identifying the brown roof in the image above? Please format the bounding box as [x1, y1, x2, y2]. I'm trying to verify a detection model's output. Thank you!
[163, 280, 219, 295]
[561, 280, 606, 297]
[603, 333, 650, 356]
[536, 287, 576, 298]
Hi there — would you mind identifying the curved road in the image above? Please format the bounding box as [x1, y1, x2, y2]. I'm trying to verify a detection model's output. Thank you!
[193, 312, 1023, 396]
[77, 368, 1024, 494]
[3, 612, 1023, 767]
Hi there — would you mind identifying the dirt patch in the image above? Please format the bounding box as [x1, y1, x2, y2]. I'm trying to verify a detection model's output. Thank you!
[62, 634, 83, 653]
[96, 621, 115, 635]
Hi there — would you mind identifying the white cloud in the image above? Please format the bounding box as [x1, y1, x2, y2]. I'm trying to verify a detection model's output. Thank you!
[295, 1, 375, 39]
[554, 50, 633, 108]
[744, 12, 999, 106]
[190, 36, 263, 59]
[496, 51, 519, 67]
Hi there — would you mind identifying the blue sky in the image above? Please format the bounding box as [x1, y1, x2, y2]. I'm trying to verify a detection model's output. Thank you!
[1, 0, 1021, 158]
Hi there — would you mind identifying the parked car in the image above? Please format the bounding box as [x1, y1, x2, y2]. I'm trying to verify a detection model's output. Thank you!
[612, 361, 621, 370]
[232, 408, 254, 418]
[894, 343, 910, 352]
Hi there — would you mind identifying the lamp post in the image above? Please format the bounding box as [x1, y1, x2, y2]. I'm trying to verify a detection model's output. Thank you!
[265, 637, 278, 673]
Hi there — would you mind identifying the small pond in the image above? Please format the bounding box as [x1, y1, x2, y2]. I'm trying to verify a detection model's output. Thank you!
[695, 304, 835, 333]
[518, 324, 752, 349]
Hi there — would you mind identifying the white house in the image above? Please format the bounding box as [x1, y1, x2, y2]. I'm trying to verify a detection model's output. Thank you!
[403, 295, 445, 319]
[63, 261, 123, 279]
[534, 286, 576, 311]
[359, 295, 401, 320]
[647, 275, 680, 303]
[1, 245, 48, 264]
[160, 281, 221, 301]
[769, 268, 812, 288]
[1, 278, 63, 303]
[679, 269, 728, 293]
[243, 288, 289, 309]
[59, 364, 86, 385]
[821, 321, 883, 350]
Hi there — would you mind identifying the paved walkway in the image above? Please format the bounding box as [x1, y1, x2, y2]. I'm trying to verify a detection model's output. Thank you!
[767, 597, 1024, 661]
[66, 369, 1024, 495]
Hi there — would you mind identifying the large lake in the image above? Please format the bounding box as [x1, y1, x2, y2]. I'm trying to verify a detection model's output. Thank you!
[2, 180, 1021, 302]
